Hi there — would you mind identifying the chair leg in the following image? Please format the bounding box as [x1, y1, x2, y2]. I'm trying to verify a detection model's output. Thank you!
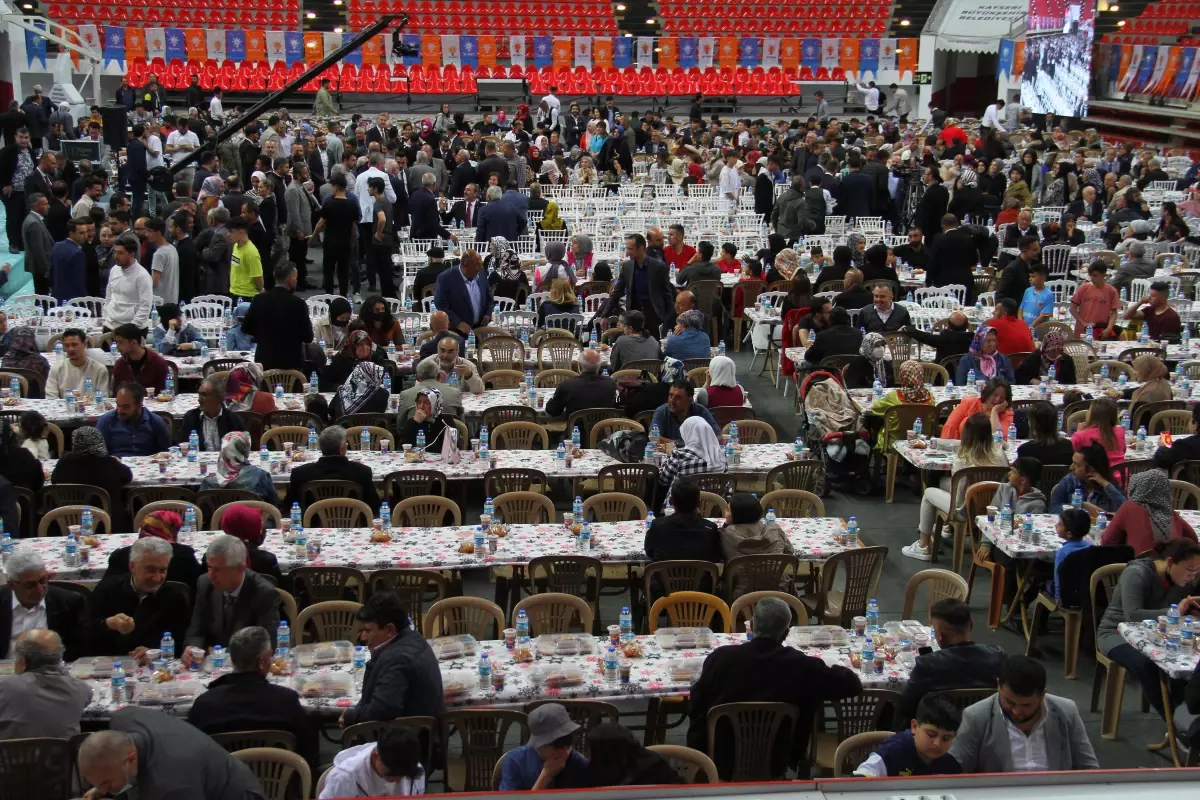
[1063, 610, 1082, 679]
[966, 560, 978, 602]
[731, 319, 743, 351]
[1162, 676, 1183, 767]
[1091, 659, 1105, 713]
[885, 452, 898, 503]
[1102, 663, 1127, 740]
[951, 521, 966, 574]
[986, 563, 1005, 629]
[1024, 600, 1043, 655]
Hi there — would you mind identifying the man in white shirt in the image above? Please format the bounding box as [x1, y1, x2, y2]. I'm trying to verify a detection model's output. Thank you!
[355, 152, 397, 267]
[46, 327, 110, 399]
[208, 88, 225, 126]
[102, 232, 153, 333]
[980, 100, 1005, 148]
[718, 149, 742, 217]
[71, 174, 104, 219]
[166, 118, 201, 189]
[319, 727, 427, 799]
[855, 80, 881, 114]
[145, 218, 179, 304]
[144, 122, 167, 215]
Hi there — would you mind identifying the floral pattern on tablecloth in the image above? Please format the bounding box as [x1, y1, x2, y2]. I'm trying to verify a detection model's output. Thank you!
[165, 350, 256, 379]
[28, 517, 860, 581]
[894, 434, 1182, 471]
[974, 514, 1063, 560]
[76, 630, 916, 719]
[1119, 622, 1200, 680]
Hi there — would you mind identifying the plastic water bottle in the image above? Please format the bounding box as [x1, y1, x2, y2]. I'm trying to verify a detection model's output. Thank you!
[290, 503, 302, 529]
[188, 431, 199, 462]
[1184, 617, 1196, 652]
[416, 430, 426, 450]
[83, 376, 93, 400]
[644, 442, 656, 463]
[589, 328, 598, 348]
[872, 378, 883, 399]
[212, 644, 227, 672]
[477, 651, 491, 689]
[1168, 604, 1182, 651]
[164, 372, 175, 398]
[260, 445, 269, 464]
[224, 305, 232, 327]
[474, 525, 487, 553]
[1007, 423, 1016, 442]
[967, 368, 976, 386]
[1021, 513, 1034, 543]
[729, 421, 739, 445]
[1072, 488, 1083, 509]
[725, 440, 735, 465]
[64, 531, 78, 566]
[620, 606, 633, 636]
[361, 428, 372, 451]
[276, 621, 290, 654]
[1000, 503, 1013, 527]
[480, 424, 489, 449]
[110, 661, 126, 701]
[866, 598, 879, 633]
[579, 522, 591, 552]
[1137, 425, 1148, 450]
[64, 389, 74, 413]
[1086, 324, 1095, 344]
[82, 508, 93, 535]
[1118, 370, 1128, 387]
[861, 637, 875, 675]
[993, 429, 1003, 446]
[793, 436, 805, 459]
[556, 441, 567, 467]
[516, 609, 530, 640]
[308, 426, 318, 451]
[765, 507, 777, 524]
[8, 376, 18, 397]
[572, 426, 582, 448]
[310, 371, 320, 393]
[383, 372, 392, 393]
[651, 423, 661, 440]
[219, 330, 228, 351]
[1141, 322, 1150, 343]
[572, 495, 583, 518]
[448, 371, 459, 388]
[718, 340, 726, 356]
[1120, 286, 1129, 302]
[160, 631, 175, 661]
[274, 384, 284, 403]
[1047, 365, 1056, 386]
[54, 340, 64, 362]
[379, 501, 390, 528]
[604, 645, 619, 680]
[467, 331, 476, 353]
[845, 516, 858, 547]
[1120, 410, 1132, 431]
[184, 506, 197, 532]
[352, 645, 367, 685]
[1094, 511, 1108, 542]
[0, 529, 11, 565]
[319, 337, 327, 354]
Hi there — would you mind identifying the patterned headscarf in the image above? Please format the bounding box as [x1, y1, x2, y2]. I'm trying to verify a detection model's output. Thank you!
[139, 510, 183, 541]
[71, 425, 107, 458]
[1126, 469, 1175, 543]
[199, 176, 225, 200]
[1, 326, 47, 375]
[774, 248, 800, 279]
[224, 364, 264, 413]
[216, 431, 251, 484]
[339, 361, 387, 416]
[898, 360, 931, 404]
[958, 168, 978, 188]
[969, 325, 998, 378]
[488, 236, 523, 281]
[860, 332, 889, 385]
[660, 357, 685, 383]
[418, 386, 444, 418]
[1040, 330, 1065, 373]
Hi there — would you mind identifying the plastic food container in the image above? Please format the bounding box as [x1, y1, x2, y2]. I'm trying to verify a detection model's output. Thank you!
[653, 628, 713, 650]
[665, 657, 705, 683]
[789, 626, 849, 648]
[72, 656, 116, 679]
[431, 635, 479, 660]
[293, 671, 354, 698]
[442, 669, 476, 697]
[528, 664, 585, 687]
[137, 678, 203, 704]
[535, 633, 595, 657]
[293, 642, 354, 667]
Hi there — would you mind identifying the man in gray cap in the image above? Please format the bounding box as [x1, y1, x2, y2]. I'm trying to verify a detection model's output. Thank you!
[497, 703, 589, 790]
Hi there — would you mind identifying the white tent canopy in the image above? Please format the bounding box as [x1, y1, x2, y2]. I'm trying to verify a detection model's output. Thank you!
[923, 0, 1027, 53]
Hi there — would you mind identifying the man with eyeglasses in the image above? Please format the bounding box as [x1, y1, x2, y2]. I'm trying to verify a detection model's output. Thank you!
[0, 549, 86, 661]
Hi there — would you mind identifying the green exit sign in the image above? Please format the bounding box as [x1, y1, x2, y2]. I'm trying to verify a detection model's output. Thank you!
[912, 71, 933, 85]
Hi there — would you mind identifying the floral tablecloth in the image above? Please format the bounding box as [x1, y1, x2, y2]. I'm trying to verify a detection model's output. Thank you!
[27, 517, 860, 582]
[1119, 622, 1200, 680]
[165, 350, 256, 379]
[851, 382, 1141, 408]
[974, 514, 1064, 560]
[76, 628, 917, 719]
[894, 433, 1183, 471]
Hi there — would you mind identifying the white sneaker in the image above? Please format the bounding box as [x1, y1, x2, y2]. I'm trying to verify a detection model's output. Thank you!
[940, 528, 954, 541]
[902, 541, 932, 561]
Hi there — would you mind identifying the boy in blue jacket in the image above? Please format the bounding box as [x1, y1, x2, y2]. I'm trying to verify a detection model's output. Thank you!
[854, 692, 963, 777]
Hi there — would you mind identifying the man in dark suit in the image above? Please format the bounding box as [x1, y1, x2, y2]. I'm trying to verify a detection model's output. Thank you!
[341, 592, 444, 726]
[687, 595, 861, 780]
[915, 166, 950, 247]
[837, 151, 876, 219]
[191, 150, 216, 195]
[22, 192, 54, 294]
[408, 172, 455, 241]
[240, 262, 314, 372]
[474, 184, 525, 242]
[1, 550, 86, 661]
[1065, 185, 1104, 224]
[0, 126, 35, 251]
[1002, 209, 1038, 248]
[306, 131, 334, 192]
[545, 348, 617, 421]
[181, 373, 246, 451]
[412, 246, 451, 302]
[598, 233, 679, 338]
[440, 183, 483, 228]
[926, 213, 981, 303]
[88, 537, 192, 659]
[433, 249, 493, 336]
[183, 534, 280, 664]
[286, 426, 381, 512]
[22, 150, 54, 202]
[475, 141, 508, 187]
[239, 125, 260, 186]
[126, 124, 150, 219]
[186, 625, 320, 770]
[895, 599, 1006, 726]
[447, 150, 477, 199]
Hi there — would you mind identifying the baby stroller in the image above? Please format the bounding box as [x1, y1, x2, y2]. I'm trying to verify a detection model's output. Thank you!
[797, 370, 874, 496]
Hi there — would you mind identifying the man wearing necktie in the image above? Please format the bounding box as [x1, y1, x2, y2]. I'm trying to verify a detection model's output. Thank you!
[182, 534, 279, 666]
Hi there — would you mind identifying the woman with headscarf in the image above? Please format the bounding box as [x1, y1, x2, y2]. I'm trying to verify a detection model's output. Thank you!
[399, 387, 452, 449]
[948, 168, 985, 222]
[1103, 470, 1198, 554]
[538, 158, 563, 186]
[199, 175, 224, 208]
[814, 245, 854, 290]
[844, 332, 894, 390]
[199, 431, 278, 504]
[225, 363, 277, 415]
[526, 145, 543, 175]
[665, 309, 712, 360]
[538, 201, 567, 235]
[569, 234, 595, 278]
[954, 325, 1015, 385]
[1014, 329, 1077, 385]
[845, 233, 867, 269]
[562, 724, 682, 788]
[1, 326, 49, 378]
[314, 296, 354, 353]
[658, 416, 728, 489]
[331, 360, 389, 419]
[51, 425, 132, 529]
[1125, 353, 1174, 414]
[860, 243, 900, 286]
[1041, 160, 1077, 206]
[106, 508, 204, 588]
[486, 236, 529, 302]
[571, 155, 599, 185]
[867, 360, 934, 451]
[766, 247, 799, 285]
[324, 327, 394, 386]
[219, 502, 283, 584]
[698, 355, 743, 408]
[247, 171, 266, 200]
[535, 243, 574, 291]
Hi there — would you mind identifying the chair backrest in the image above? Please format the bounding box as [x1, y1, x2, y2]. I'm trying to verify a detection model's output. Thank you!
[302, 498, 374, 529]
[345, 425, 395, 451]
[483, 467, 548, 496]
[132, 499, 204, 532]
[289, 566, 367, 608]
[534, 368, 578, 389]
[581, 491, 647, 522]
[939, 686, 998, 713]
[480, 404, 537, 431]
[491, 421, 550, 450]
[697, 491, 729, 518]
[1058, 545, 1135, 609]
[513, 592, 595, 635]
[0, 737, 74, 800]
[729, 590, 809, 631]
[231, 748, 311, 800]
[1089, 562, 1127, 646]
[482, 369, 525, 389]
[565, 407, 620, 446]
[393, 496, 462, 527]
[210, 730, 298, 753]
[901, 568, 969, 622]
[38, 505, 111, 538]
[815, 547, 888, 626]
[832, 731, 892, 777]
[648, 591, 731, 632]
[209, 500, 282, 531]
[440, 710, 529, 792]
[722, 554, 799, 599]
[1170, 479, 1200, 511]
[427, 596, 506, 639]
[382, 469, 448, 503]
[705, 702, 798, 781]
[760, 489, 824, 518]
[764, 460, 824, 494]
[260, 426, 312, 451]
[1133, 400, 1187, 433]
[1150, 410, 1194, 436]
[294, 600, 363, 644]
[493, 491, 555, 524]
[41, 483, 111, 516]
[596, 463, 659, 495]
[644, 560, 721, 598]
[646, 745, 720, 784]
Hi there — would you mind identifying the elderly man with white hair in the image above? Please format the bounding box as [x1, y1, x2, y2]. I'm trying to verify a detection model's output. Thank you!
[79, 707, 265, 800]
[182, 534, 280, 665]
[1, 549, 86, 660]
[417, 334, 485, 395]
[0, 628, 92, 739]
[88, 536, 192, 661]
[685, 593, 863, 779]
[545, 347, 618, 422]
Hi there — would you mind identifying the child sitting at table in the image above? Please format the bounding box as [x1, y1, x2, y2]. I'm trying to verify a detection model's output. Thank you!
[990, 457, 1048, 517]
[854, 693, 963, 777]
[717, 242, 741, 273]
[1049, 508, 1094, 601]
[18, 409, 50, 460]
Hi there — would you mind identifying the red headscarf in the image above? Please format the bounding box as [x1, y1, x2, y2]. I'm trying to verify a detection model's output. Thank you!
[221, 503, 265, 549]
[139, 510, 183, 541]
